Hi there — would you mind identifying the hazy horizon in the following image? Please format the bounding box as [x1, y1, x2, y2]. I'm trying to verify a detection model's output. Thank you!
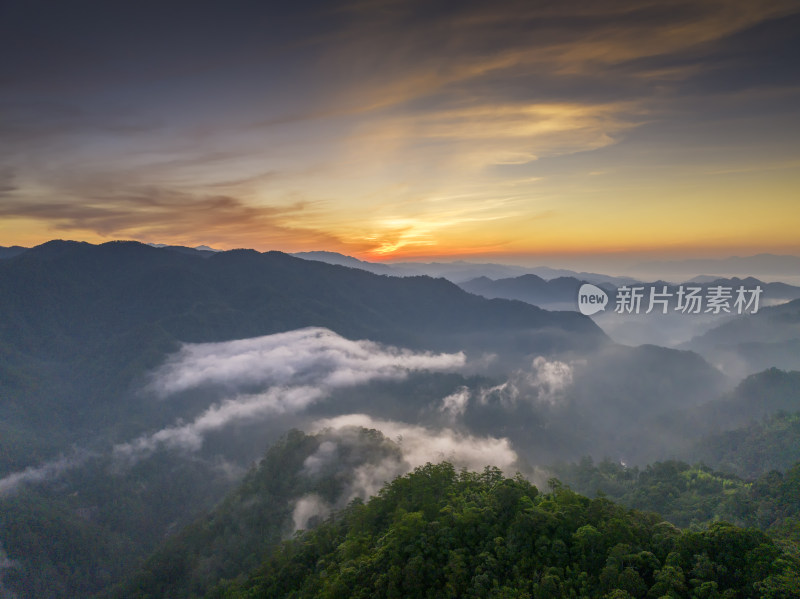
[7, 238, 800, 284]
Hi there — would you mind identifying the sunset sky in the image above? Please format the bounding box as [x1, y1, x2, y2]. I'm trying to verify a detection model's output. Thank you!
[1, 0, 799, 266]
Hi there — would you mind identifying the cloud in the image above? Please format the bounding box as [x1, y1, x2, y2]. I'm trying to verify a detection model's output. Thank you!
[478, 381, 515, 406]
[148, 327, 465, 397]
[0, 328, 466, 496]
[311, 414, 520, 475]
[330, 0, 799, 108]
[292, 494, 332, 531]
[348, 101, 644, 172]
[287, 413, 522, 530]
[0, 452, 91, 498]
[2, 0, 798, 256]
[0, 168, 17, 197]
[529, 356, 574, 403]
[0, 187, 344, 253]
[117, 328, 465, 459]
[478, 356, 575, 407]
[302, 440, 339, 477]
[114, 386, 327, 457]
[440, 386, 471, 419]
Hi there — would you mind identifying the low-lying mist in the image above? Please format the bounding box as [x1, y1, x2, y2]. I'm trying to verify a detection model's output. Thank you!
[2, 323, 798, 599]
[1, 324, 738, 501]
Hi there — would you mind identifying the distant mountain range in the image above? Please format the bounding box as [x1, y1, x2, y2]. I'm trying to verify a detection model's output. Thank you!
[0, 240, 606, 471]
[682, 297, 800, 377]
[457, 272, 800, 349]
[8, 245, 800, 287]
[460, 273, 800, 311]
[2, 245, 635, 284]
[460, 274, 613, 310]
[634, 253, 800, 279]
[0, 240, 602, 356]
[291, 250, 639, 285]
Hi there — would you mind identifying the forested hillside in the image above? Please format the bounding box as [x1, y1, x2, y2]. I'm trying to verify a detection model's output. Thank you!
[213, 463, 799, 598]
[0, 240, 604, 473]
[556, 459, 800, 543]
[106, 429, 800, 599]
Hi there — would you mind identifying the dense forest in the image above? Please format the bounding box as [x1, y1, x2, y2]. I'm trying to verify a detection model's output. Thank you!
[213, 463, 799, 598]
[556, 459, 800, 543]
[103, 429, 800, 599]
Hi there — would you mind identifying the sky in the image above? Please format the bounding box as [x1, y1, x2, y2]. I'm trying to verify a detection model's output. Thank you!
[1, 0, 799, 266]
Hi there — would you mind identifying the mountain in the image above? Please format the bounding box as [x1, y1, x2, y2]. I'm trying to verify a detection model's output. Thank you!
[108, 430, 800, 598]
[291, 250, 397, 275]
[460, 273, 614, 310]
[0, 240, 604, 598]
[593, 367, 800, 472]
[634, 254, 800, 282]
[521, 265, 639, 286]
[682, 299, 800, 377]
[530, 344, 727, 464]
[0, 240, 601, 354]
[461, 274, 800, 312]
[0, 450, 235, 598]
[0, 246, 27, 259]
[0, 240, 605, 472]
[148, 243, 222, 254]
[691, 368, 800, 432]
[689, 412, 800, 479]
[458, 273, 800, 348]
[157, 244, 219, 257]
[105, 428, 408, 599]
[556, 458, 800, 542]
[1, 239, 781, 599]
[211, 461, 797, 598]
[694, 277, 800, 302]
[291, 250, 638, 285]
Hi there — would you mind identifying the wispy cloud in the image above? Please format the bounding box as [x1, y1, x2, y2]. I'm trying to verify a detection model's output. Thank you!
[440, 387, 471, 419]
[478, 356, 576, 407]
[114, 386, 327, 457]
[0, 452, 92, 498]
[330, 0, 798, 101]
[148, 327, 465, 397]
[288, 412, 522, 529]
[0, 188, 343, 251]
[0, 329, 466, 496]
[291, 416, 522, 530]
[117, 328, 465, 459]
[312, 414, 520, 475]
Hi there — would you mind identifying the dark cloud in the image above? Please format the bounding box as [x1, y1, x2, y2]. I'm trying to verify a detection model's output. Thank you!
[0, 187, 342, 249]
[6, 0, 793, 122]
[0, 0, 333, 90]
[323, 0, 800, 109]
[0, 168, 16, 196]
[0, 100, 161, 154]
